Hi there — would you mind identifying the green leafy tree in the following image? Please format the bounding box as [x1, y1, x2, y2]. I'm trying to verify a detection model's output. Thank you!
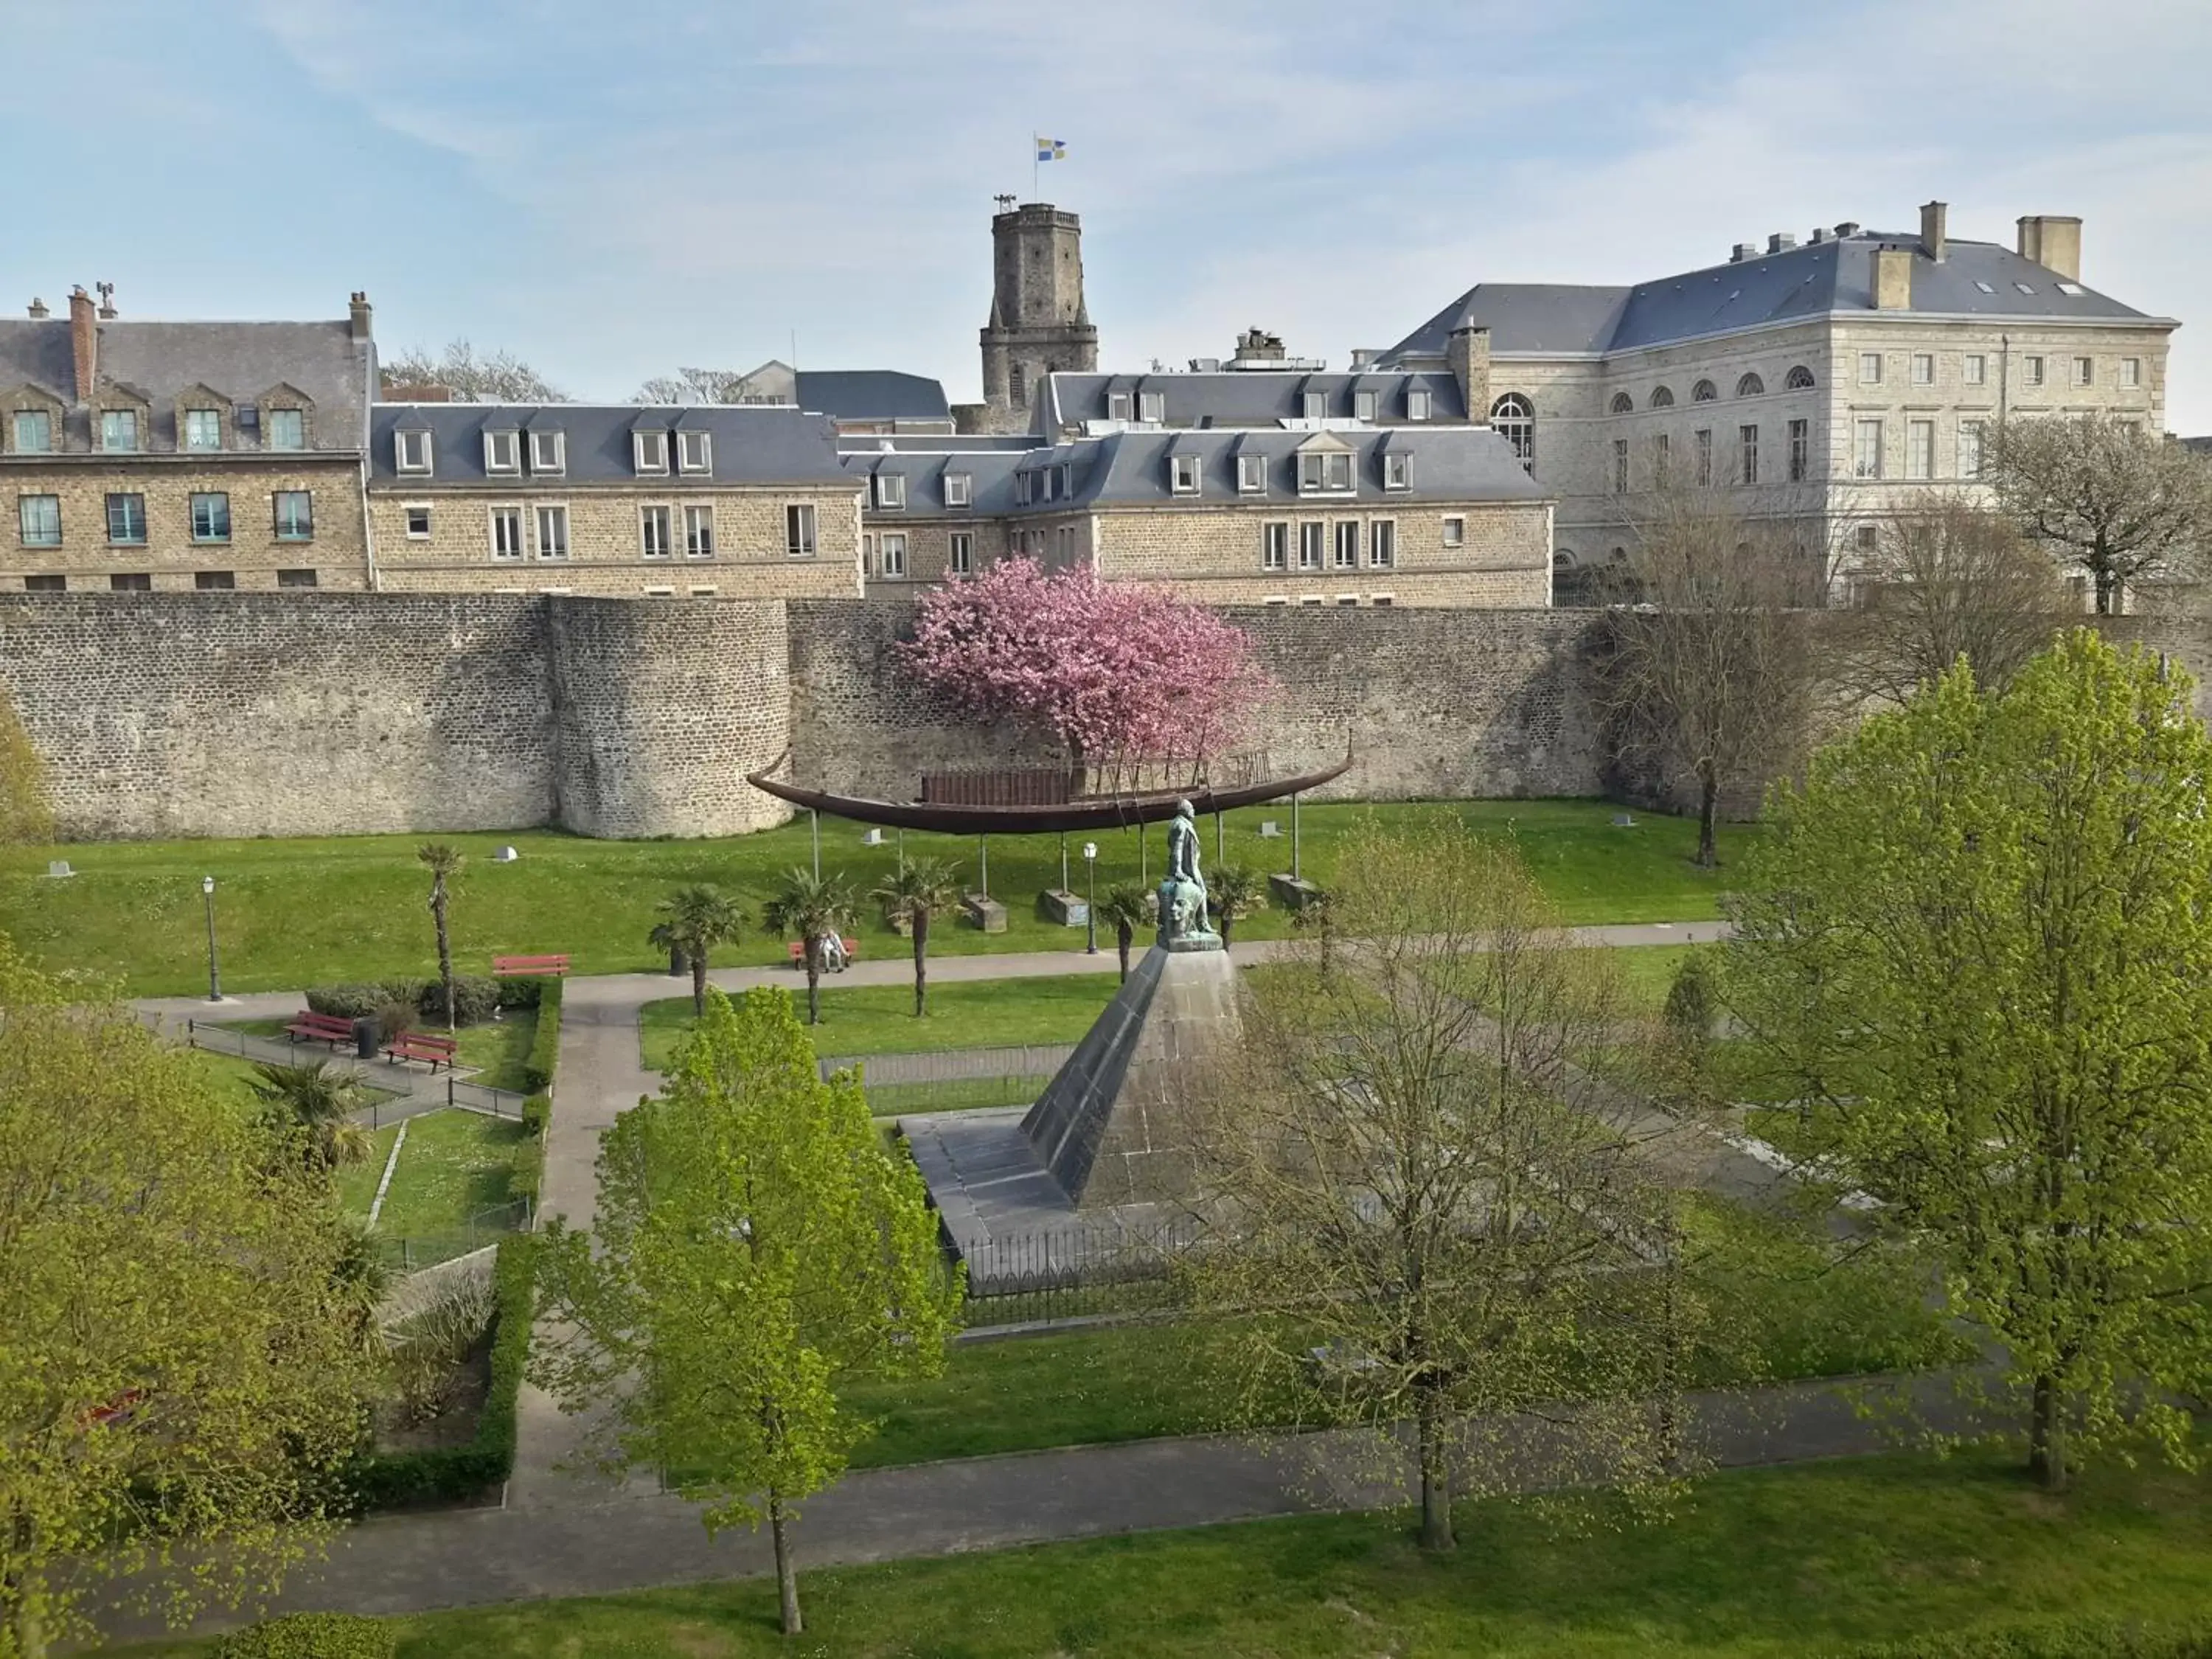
[0, 942, 380, 1657]
[533, 988, 959, 1635]
[1093, 882, 1152, 982]
[870, 858, 961, 1018]
[248, 1059, 372, 1172]
[762, 869, 858, 1026]
[1725, 630, 2212, 1491]
[647, 885, 748, 1018]
[0, 677, 49, 847]
[1208, 863, 1264, 948]
[417, 843, 462, 1031]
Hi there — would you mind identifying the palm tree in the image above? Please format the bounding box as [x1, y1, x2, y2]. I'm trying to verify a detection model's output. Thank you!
[871, 857, 961, 1018]
[763, 867, 858, 1026]
[648, 884, 748, 1018]
[1210, 864, 1265, 949]
[417, 843, 463, 1031]
[251, 1059, 372, 1172]
[1095, 883, 1154, 983]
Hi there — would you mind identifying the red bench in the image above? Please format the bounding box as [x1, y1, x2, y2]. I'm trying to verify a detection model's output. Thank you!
[493, 953, 570, 976]
[786, 936, 859, 970]
[383, 1030, 459, 1072]
[286, 1009, 357, 1049]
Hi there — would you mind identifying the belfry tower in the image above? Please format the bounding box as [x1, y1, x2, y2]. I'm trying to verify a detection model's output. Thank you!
[968, 201, 1098, 434]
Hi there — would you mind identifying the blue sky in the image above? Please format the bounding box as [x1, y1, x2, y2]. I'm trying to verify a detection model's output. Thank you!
[7, 1, 2210, 428]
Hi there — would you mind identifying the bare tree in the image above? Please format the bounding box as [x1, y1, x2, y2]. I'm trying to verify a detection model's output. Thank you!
[1598, 485, 1820, 867]
[380, 338, 564, 403]
[1985, 414, 2212, 613]
[1826, 495, 2069, 706]
[633, 366, 753, 404]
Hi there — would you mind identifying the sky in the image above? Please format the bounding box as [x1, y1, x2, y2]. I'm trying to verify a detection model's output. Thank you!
[5, 1, 2210, 429]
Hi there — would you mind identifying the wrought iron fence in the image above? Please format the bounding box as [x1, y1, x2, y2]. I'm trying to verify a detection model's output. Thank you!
[958, 1213, 1206, 1326]
[372, 1200, 532, 1273]
[180, 1018, 529, 1122]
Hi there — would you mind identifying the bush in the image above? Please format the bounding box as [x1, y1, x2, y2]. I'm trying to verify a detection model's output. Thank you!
[1840, 1614, 2212, 1657]
[520, 978, 563, 1095]
[305, 980, 428, 1022]
[495, 975, 544, 1011]
[1663, 950, 1718, 1047]
[419, 973, 501, 1027]
[520, 1091, 552, 1136]
[344, 1232, 535, 1511]
[211, 1612, 394, 1658]
[512, 1093, 550, 1206]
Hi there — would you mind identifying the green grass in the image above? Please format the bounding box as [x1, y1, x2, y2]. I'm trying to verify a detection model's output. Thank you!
[0, 801, 1754, 996]
[349, 1109, 529, 1239]
[864, 1075, 1052, 1115]
[116, 1452, 2212, 1657]
[186, 1048, 277, 1113]
[1613, 942, 1695, 1012]
[334, 1122, 402, 1215]
[448, 1010, 538, 1093]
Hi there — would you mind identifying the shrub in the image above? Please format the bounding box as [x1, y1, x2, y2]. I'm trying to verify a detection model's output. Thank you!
[1663, 950, 1718, 1047]
[495, 975, 544, 1011]
[420, 973, 501, 1027]
[386, 1272, 498, 1425]
[305, 980, 429, 1022]
[1840, 1614, 2212, 1657]
[520, 1091, 552, 1136]
[370, 997, 417, 1045]
[519, 978, 563, 1095]
[210, 1612, 394, 1658]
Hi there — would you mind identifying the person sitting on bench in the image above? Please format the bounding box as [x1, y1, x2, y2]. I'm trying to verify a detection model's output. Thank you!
[818, 931, 848, 973]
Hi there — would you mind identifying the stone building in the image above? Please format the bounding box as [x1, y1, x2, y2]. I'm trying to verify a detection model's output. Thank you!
[693, 361, 956, 435]
[0, 286, 375, 592]
[956, 202, 1099, 435]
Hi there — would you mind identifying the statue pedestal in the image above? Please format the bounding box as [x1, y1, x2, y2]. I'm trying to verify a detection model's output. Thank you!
[1269, 873, 1325, 912]
[961, 894, 1008, 933]
[1039, 888, 1088, 927]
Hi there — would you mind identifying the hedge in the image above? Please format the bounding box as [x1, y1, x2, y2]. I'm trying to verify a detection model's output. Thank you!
[512, 1093, 551, 1206]
[210, 1612, 394, 1658]
[520, 976, 563, 1095]
[344, 1231, 535, 1512]
[308, 976, 512, 1028]
[1840, 1615, 2212, 1658]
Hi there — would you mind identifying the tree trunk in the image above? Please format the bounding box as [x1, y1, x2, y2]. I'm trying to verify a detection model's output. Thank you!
[2029, 1371, 2067, 1492]
[432, 890, 456, 1032]
[768, 1487, 803, 1635]
[2094, 566, 2116, 616]
[1416, 1397, 1455, 1551]
[912, 909, 929, 1018]
[690, 951, 709, 1019]
[1116, 922, 1133, 982]
[1220, 911, 1235, 949]
[803, 941, 822, 1025]
[1695, 765, 1720, 869]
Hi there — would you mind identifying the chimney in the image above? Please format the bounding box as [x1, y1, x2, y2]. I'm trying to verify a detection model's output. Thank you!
[1447, 322, 1491, 420]
[26, 297, 47, 319]
[1919, 200, 1948, 262]
[1834, 221, 1863, 238]
[349, 291, 373, 341]
[1768, 232, 1799, 254]
[1731, 242, 1757, 263]
[94, 282, 116, 320]
[2016, 215, 2082, 282]
[1809, 226, 1831, 244]
[1873, 246, 1914, 310]
[68, 286, 97, 404]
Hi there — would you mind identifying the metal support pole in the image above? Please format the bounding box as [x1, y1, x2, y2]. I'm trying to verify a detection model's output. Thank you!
[1216, 810, 1224, 867]
[810, 810, 821, 880]
[202, 876, 221, 1002]
[979, 835, 990, 900]
[1085, 849, 1097, 954]
[1291, 793, 1302, 882]
[1060, 832, 1069, 894]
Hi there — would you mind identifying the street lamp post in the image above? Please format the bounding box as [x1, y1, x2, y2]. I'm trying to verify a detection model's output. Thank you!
[201, 875, 222, 1002]
[1082, 841, 1098, 955]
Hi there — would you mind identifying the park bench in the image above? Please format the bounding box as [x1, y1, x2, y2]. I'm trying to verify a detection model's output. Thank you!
[285, 1009, 358, 1050]
[383, 1030, 459, 1072]
[493, 953, 570, 976]
[787, 936, 860, 969]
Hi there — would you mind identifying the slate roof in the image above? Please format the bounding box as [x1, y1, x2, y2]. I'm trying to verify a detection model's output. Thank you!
[1382, 232, 2170, 363]
[1039, 369, 1466, 431]
[368, 404, 847, 486]
[0, 317, 372, 450]
[841, 447, 1030, 515]
[795, 370, 950, 424]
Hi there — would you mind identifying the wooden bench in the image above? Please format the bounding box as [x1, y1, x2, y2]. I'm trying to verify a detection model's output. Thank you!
[383, 1031, 459, 1072]
[285, 1009, 358, 1050]
[493, 953, 570, 977]
[786, 936, 860, 970]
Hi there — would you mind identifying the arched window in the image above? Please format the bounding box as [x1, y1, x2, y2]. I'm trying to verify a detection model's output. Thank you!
[1609, 392, 1634, 415]
[1784, 365, 1815, 390]
[1736, 372, 1765, 397]
[1489, 392, 1534, 467]
[1552, 550, 1576, 567]
[1649, 386, 1675, 408]
[1692, 379, 1718, 403]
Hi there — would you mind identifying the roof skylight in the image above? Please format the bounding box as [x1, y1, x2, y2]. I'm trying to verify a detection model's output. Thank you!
[2056, 282, 2086, 296]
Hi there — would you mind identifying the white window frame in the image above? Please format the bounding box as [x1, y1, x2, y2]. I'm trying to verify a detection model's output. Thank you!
[1787, 418, 1809, 483]
[1739, 422, 1759, 485]
[1906, 418, 1935, 481]
[632, 430, 669, 475]
[2024, 355, 2045, 387]
[948, 530, 973, 575]
[1237, 454, 1265, 494]
[1958, 420, 1986, 480]
[1612, 437, 1630, 493]
[943, 472, 972, 508]
[1301, 392, 1327, 421]
[489, 505, 524, 561]
[1694, 428, 1713, 488]
[1382, 452, 1410, 491]
[403, 503, 432, 539]
[875, 472, 906, 509]
[189, 491, 232, 543]
[1107, 392, 1133, 422]
[879, 531, 907, 577]
[1858, 352, 1882, 385]
[2121, 358, 2142, 389]
[1854, 418, 1884, 479]
[534, 503, 570, 561]
[1299, 451, 1354, 495]
[785, 502, 817, 559]
[484, 430, 520, 474]
[18, 493, 61, 547]
[1333, 520, 1360, 568]
[529, 430, 566, 474]
[1368, 518, 1396, 568]
[1169, 455, 1201, 495]
[184, 408, 223, 451]
[265, 407, 307, 451]
[1910, 353, 1934, 386]
[1138, 391, 1165, 423]
[1261, 521, 1288, 571]
[677, 429, 713, 475]
[396, 428, 433, 474]
[1353, 389, 1379, 422]
[684, 504, 715, 557]
[2073, 355, 2095, 387]
[641, 504, 672, 558]
[1441, 515, 1465, 549]
[643, 585, 676, 597]
[100, 408, 139, 452]
[12, 409, 53, 453]
[1406, 386, 1431, 422]
[1963, 354, 1987, 386]
[1298, 521, 1324, 570]
[688, 585, 718, 597]
[271, 490, 313, 542]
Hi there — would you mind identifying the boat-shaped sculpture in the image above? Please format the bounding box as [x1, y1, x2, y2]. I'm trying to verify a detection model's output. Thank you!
[744, 746, 1353, 836]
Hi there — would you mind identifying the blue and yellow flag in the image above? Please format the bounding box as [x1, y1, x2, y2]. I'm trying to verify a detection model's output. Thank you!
[1036, 136, 1067, 162]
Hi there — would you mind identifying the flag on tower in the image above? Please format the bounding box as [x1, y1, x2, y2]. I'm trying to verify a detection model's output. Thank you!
[1036, 136, 1067, 161]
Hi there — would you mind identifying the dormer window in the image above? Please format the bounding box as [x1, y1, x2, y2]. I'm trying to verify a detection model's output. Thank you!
[265, 408, 305, 451]
[484, 431, 520, 474]
[943, 471, 972, 508]
[1383, 452, 1410, 490]
[1015, 471, 1034, 507]
[100, 410, 139, 453]
[1298, 451, 1354, 493]
[677, 430, 712, 474]
[529, 430, 566, 475]
[1237, 454, 1265, 493]
[1406, 387, 1431, 421]
[1302, 392, 1327, 421]
[1039, 468, 1057, 503]
[394, 428, 433, 473]
[1057, 463, 1074, 498]
[633, 430, 669, 474]
[875, 473, 906, 509]
[1169, 455, 1201, 495]
[184, 409, 223, 451]
[1354, 389, 1379, 422]
[1107, 392, 1133, 421]
[1138, 391, 1165, 423]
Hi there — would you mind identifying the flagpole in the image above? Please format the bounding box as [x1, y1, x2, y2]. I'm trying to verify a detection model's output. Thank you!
[1032, 138, 1039, 201]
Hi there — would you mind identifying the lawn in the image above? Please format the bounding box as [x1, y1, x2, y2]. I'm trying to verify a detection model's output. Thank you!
[338, 1109, 530, 1242]
[0, 800, 1756, 996]
[118, 1452, 2212, 1657]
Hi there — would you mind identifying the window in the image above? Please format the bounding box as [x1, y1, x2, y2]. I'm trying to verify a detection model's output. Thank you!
[643, 586, 675, 597]
[1169, 455, 1201, 495]
[12, 410, 52, 453]
[2121, 358, 2142, 389]
[684, 504, 714, 557]
[1964, 354, 1986, 386]
[403, 504, 432, 538]
[1787, 418, 1809, 482]
[1354, 389, 1378, 422]
[1610, 392, 1634, 415]
[1739, 423, 1759, 484]
[943, 472, 972, 508]
[1650, 385, 1676, 408]
[1489, 393, 1534, 467]
[184, 409, 222, 451]
[1736, 372, 1765, 397]
[2073, 356, 2094, 387]
[633, 430, 669, 474]
[949, 531, 974, 574]
[1338, 596, 1359, 608]
[194, 570, 234, 591]
[1907, 419, 1935, 480]
[535, 504, 568, 560]
[1784, 365, 1815, 390]
[1237, 454, 1265, 493]
[641, 505, 671, 557]
[1854, 418, 1883, 479]
[484, 431, 520, 473]
[1442, 515, 1465, 548]
[1406, 386, 1431, 421]
[1692, 379, 1718, 403]
[1334, 521, 1360, 568]
[1301, 392, 1327, 421]
[1009, 365, 1026, 406]
[1371, 594, 1394, 608]
[1107, 392, 1133, 421]
[266, 408, 305, 451]
[18, 495, 60, 546]
[1958, 420, 1986, 479]
[1138, 391, 1164, 423]
[875, 473, 905, 509]
[1651, 432, 1671, 483]
[1612, 438, 1630, 493]
[273, 490, 313, 540]
[395, 428, 433, 473]
[109, 572, 151, 592]
[785, 503, 817, 558]
[879, 532, 906, 577]
[1904, 352, 1931, 386]
[1298, 521, 1324, 570]
[1369, 520, 1395, 568]
[276, 568, 317, 588]
[189, 491, 232, 541]
[100, 409, 139, 451]
[490, 507, 524, 560]
[1382, 452, 1410, 490]
[24, 574, 63, 592]
[1261, 522, 1288, 571]
[1856, 525, 1879, 553]
[677, 430, 712, 474]
[689, 585, 718, 598]
[1014, 472, 1033, 507]
[1298, 450, 1353, 493]
[105, 493, 146, 543]
[1859, 352, 1883, 384]
[1694, 428, 1714, 487]
[2024, 355, 2045, 387]
[526, 430, 563, 474]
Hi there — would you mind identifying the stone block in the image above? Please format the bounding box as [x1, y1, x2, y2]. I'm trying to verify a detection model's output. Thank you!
[962, 894, 1008, 933]
[1270, 874, 1326, 911]
[1039, 888, 1088, 927]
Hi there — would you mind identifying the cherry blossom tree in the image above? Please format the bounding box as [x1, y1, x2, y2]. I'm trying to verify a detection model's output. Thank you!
[897, 558, 1272, 772]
